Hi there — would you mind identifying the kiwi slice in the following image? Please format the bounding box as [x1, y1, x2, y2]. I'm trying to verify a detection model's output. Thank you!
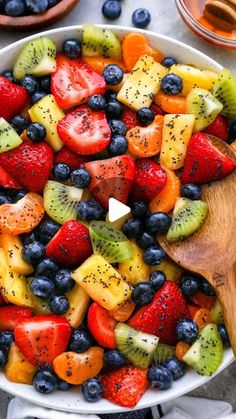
[13, 37, 56, 80]
[153, 343, 175, 365]
[167, 198, 208, 243]
[89, 221, 132, 263]
[0, 118, 22, 153]
[115, 323, 159, 368]
[82, 23, 122, 60]
[183, 323, 223, 376]
[212, 69, 236, 117]
[210, 299, 224, 325]
[43, 181, 83, 225]
[186, 87, 223, 131]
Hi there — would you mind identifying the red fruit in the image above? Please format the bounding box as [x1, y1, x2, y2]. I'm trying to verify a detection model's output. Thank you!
[121, 107, 139, 130]
[0, 306, 32, 331]
[189, 292, 216, 311]
[54, 146, 88, 170]
[100, 366, 149, 408]
[57, 106, 111, 155]
[14, 315, 71, 366]
[0, 165, 21, 189]
[129, 281, 190, 345]
[87, 302, 117, 349]
[0, 142, 53, 193]
[203, 115, 229, 141]
[0, 293, 5, 306]
[150, 102, 166, 116]
[85, 155, 135, 209]
[51, 55, 106, 110]
[46, 220, 92, 268]
[0, 75, 28, 121]
[130, 159, 167, 202]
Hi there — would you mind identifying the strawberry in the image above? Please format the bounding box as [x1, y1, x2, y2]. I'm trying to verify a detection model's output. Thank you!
[182, 132, 236, 185]
[0, 165, 21, 189]
[57, 106, 111, 155]
[0, 75, 28, 121]
[87, 302, 117, 349]
[51, 55, 106, 110]
[0, 293, 5, 306]
[203, 115, 229, 141]
[189, 292, 216, 311]
[150, 102, 166, 116]
[54, 146, 89, 170]
[129, 281, 190, 345]
[100, 366, 149, 408]
[130, 159, 167, 202]
[0, 142, 53, 193]
[0, 306, 32, 331]
[85, 155, 135, 209]
[14, 315, 71, 366]
[121, 107, 139, 130]
[46, 220, 92, 267]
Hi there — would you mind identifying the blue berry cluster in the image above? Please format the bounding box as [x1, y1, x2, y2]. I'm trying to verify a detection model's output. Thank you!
[1, 0, 60, 17]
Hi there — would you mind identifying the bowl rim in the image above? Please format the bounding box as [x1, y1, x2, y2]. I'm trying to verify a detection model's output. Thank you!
[0, 24, 234, 414]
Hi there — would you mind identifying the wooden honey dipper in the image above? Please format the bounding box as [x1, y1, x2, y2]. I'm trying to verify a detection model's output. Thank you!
[204, 0, 236, 29]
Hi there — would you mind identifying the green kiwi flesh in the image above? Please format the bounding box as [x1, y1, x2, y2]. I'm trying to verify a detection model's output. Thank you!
[0, 118, 22, 153]
[153, 343, 175, 365]
[212, 69, 236, 117]
[82, 23, 122, 60]
[210, 299, 224, 325]
[186, 88, 223, 131]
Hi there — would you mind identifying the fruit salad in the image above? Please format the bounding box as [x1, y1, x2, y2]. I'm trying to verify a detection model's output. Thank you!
[0, 23, 235, 409]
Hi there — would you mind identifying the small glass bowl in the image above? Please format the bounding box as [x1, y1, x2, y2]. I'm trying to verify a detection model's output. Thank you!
[176, 0, 236, 49]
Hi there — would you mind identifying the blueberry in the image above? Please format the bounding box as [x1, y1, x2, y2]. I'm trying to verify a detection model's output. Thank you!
[0, 347, 8, 368]
[131, 201, 149, 220]
[108, 135, 128, 156]
[5, 0, 25, 16]
[149, 270, 166, 291]
[0, 331, 14, 348]
[53, 163, 71, 181]
[132, 282, 154, 306]
[217, 324, 230, 347]
[69, 327, 93, 353]
[137, 107, 155, 126]
[122, 218, 143, 239]
[145, 212, 172, 234]
[77, 199, 105, 221]
[88, 94, 106, 111]
[40, 75, 51, 93]
[102, 0, 121, 20]
[58, 379, 71, 391]
[62, 39, 82, 59]
[181, 184, 202, 200]
[105, 349, 125, 367]
[132, 8, 151, 29]
[25, 0, 48, 13]
[22, 241, 45, 264]
[229, 120, 236, 139]
[161, 74, 183, 95]
[53, 269, 75, 292]
[1, 69, 15, 83]
[26, 122, 46, 143]
[136, 231, 156, 249]
[37, 220, 60, 245]
[33, 369, 58, 394]
[20, 75, 40, 95]
[106, 100, 123, 119]
[48, 0, 58, 7]
[180, 275, 200, 296]
[22, 231, 38, 246]
[12, 189, 28, 202]
[103, 64, 124, 86]
[161, 57, 177, 68]
[163, 357, 185, 380]
[49, 294, 69, 315]
[200, 278, 215, 296]
[36, 258, 58, 278]
[30, 91, 47, 105]
[143, 245, 165, 266]
[30, 276, 55, 299]
[0, 193, 12, 205]
[10, 114, 28, 135]
[70, 168, 91, 188]
[104, 90, 117, 102]
[176, 319, 199, 344]
[82, 378, 104, 402]
[148, 365, 173, 390]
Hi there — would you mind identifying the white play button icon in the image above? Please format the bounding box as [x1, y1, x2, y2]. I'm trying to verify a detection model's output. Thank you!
[108, 198, 131, 223]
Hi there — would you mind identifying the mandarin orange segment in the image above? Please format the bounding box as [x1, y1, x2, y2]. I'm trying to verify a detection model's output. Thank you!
[154, 92, 187, 114]
[82, 56, 127, 75]
[127, 115, 164, 158]
[150, 167, 180, 213]
[175, 342, 190, 362]
[193, 308, 211, 330]
[122, 33, 164, 71]
[109, 299, 135, 322]
[0, 193, 44, 235]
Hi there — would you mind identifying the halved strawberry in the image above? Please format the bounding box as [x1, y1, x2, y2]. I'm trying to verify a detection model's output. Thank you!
[0, 75, 29, 121]
[130, 159, 167, 202]
[57, 106, 111, 155]
[51, 55, 106, 110]
[87, 302, 117, 349]
[203, 115, 229, 141]
[121, 107, 139, 130]
[0, 165, 21, 189]
[0, 306, 32, 331]
[54, 146, 89, 170]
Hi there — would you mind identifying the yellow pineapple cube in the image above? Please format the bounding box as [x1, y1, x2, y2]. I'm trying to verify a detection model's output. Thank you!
[150, 256, 183, 282]
[0, 233, 33, 275]
[65, 284, 90, 328]
[118, 240, 149, 285]
[170, 65, 218, 96]
[5, 343, 36, 385]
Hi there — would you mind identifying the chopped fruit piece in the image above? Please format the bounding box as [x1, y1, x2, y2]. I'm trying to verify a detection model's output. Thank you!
[150, 167, 180, 213]
[127, 115, 164, 158]
[203, 115, 229, 141]
[175, 342, 190, 362]
[100, 366, 149, 408]
[160, 114, 195, 170]
[82, 56, 127, 74]
[212, 68, 236, 118]
[54, 146, 88, 170]
[0, 118, 22, 153]
[130, 159, 167, 202]
[118, 240, 149, 285]
[189, 292, 216, 311]
[188, 305, 199, 318]
[72, 254, 132, 311]
[210, 299, 224, 325]
[0, 75, 28, 121]
[0, 165, 21, 189]
[0, 234, 33, 275]
[153, 343, 175, 365]
[149, 256, 183, 282]
[88, 302, 117, 349]
[231, 141, 236, 152]
[170, 65, 218, 96]
[109, 299, 135, 322]
[5, 343, 37, 385]
[121, 107, 139, 130]
[0, 306, 32, 331]
[193, 308, 211, 330]
[65, 284, 90, 328]
[154, 92, 186, 114]
[82, 23, 122, 60]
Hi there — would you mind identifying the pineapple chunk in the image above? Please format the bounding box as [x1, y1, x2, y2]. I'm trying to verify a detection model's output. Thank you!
[118, 240, 149, 284]
[5, 342, 36, 384]
[150, 256, 183, 282]
[72, 254, 132, 310]
[65, 284, 90, 328]
[160, 114, 195, 170]
[0, 233, 33, 275]
[117, 55, 167, 110]
[170, 65, 218, 96]
[28, 94, 64, 151]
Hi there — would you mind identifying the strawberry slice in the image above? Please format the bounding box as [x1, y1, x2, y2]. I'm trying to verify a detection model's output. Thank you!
[182, 132, 236, 185]
[54, 146, 89, 170]
[14, 315, 71, 366]
[85, 155, 135, 209]
[0, 165, 21, 189]
[87, 302, 117, 349]
[0, 306, 32, 330]
[189, 292, 216, 311]
[130, 159, 167, 202]
[0, 75, 28, 121]
[57, 106, 111, 155]
[121, 107, 139, 130]
[203, 115, 229, 141]
[51, 55, 106, 110]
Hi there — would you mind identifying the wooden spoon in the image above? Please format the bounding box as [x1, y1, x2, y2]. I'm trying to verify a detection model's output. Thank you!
[159, 135, 236, 355]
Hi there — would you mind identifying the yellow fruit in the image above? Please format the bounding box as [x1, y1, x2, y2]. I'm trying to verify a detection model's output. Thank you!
[150, 256, 183, 282]
[170, 64, 218, 96]
[109, 73, 129, 92]
[0, 233, 33, 275]
[5, 343, 36, 385]
[65, 284, 90, 328]
[72, 254, 132, 310]
[118, 240, 149, 284]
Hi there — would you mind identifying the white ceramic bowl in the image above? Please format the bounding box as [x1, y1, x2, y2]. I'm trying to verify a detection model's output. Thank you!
[0, 25, 233, 414]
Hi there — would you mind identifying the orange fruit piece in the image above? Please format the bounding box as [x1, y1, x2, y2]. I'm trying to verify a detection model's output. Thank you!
[109, 299, 135, 322]
[122, 33, 164, 71]
[154, 91, 186, 114]
[127, 115, 164, 158]
[193, 308, 211, 330]
[231, 141, 236, 152]
[188, 304, 199, 318]
[0, 193, 44, 235]
[176, 342, 190, 362]
[82, 56, 127, 75]
[53, 347, 104, 385]
[150, 167, 180, 213]
[189, 292, 216, 311]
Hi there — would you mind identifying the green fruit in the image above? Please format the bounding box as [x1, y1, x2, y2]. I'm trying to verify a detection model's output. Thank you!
[153, 343, 175, 365]
[43, 181, 83, 225]
[13, 37, 56, 80]
[0, 118, 22, 153]
[183, 323, 223, 376]
[210, 299, 224, 325]
[115, 323, 159, 368]
[167, 198, 208, 243]
[212, 69, 236, 117]
[186, 88, 223, 131]
[82, 23, 122, 60]
[89, 221, 132, 263]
